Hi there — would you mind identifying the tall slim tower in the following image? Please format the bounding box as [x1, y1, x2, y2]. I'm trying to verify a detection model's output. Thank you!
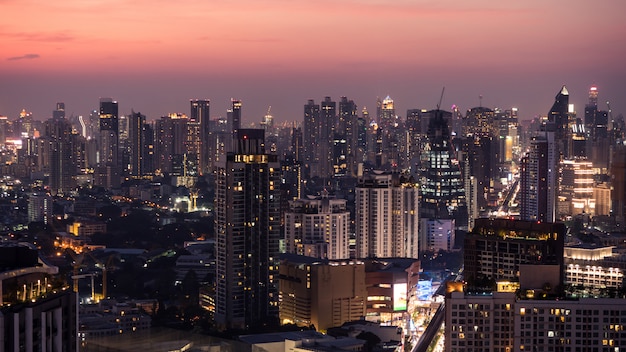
[215, 129, 281, 330]
[303, 100, 320, 179]
[190, 99, 210, 174]
[128, 111, 146, 178]
[547, 85, 570, 159]
[229, 99, 242, 134]
[98, 98, 120, 187]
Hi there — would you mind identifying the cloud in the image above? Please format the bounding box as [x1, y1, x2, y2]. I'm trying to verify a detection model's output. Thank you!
[1, 31, 74, 42]
[7, 53, 40, 61]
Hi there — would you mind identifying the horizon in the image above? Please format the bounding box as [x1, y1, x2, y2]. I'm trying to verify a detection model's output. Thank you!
[2, 0, 625, 123]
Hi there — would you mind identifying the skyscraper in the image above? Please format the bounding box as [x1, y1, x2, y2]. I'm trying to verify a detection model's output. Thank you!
[355, 172, 420, 259]
[214, 129, 281, 330]
[420, 109, 466, 227]
[190, 99, 210, 174]
[547, 85, 570, 159]
[98, 98, 120, 188]
[128, 111, 146, 178]
[229, 99, 242, 134]
[302, 99, 320, 179]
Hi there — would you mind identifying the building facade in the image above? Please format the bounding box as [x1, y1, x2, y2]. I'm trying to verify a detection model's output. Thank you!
[214, 129, 281, 330]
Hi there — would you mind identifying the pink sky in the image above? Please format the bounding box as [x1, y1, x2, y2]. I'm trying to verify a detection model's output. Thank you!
[1, 0, 625, 123]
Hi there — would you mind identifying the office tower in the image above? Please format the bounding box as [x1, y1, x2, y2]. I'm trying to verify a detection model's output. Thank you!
[154, 113, 192, 176]
[279, 254, 366, 331]
[559, 159, 595, 217]
[520, 132, 557, 222]
[128, 111, 146, 178]
[190, 99, 210, 174]
[284, 191, 350, 260]
[463, 106, 495, 138]
[53, 102, 65, 119]
[214, 129, 281, 330]
[44, 108, 76, 195]
[338, 97, 358, 175]
[420, 109, 466, 227]
[302, 100, 319, 179]
[355, 172, 420, 259]
[585, 86, 611, 169]
[98, 98, 120, 188]
[547, 85, 570, 159]
[463, 218, 565, 289]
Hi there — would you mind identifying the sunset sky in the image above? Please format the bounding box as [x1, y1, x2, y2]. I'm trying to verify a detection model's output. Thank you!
[1, 0, 625, 124]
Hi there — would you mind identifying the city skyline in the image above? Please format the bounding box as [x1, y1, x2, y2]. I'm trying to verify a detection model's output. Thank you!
[2, 0, 625, 123]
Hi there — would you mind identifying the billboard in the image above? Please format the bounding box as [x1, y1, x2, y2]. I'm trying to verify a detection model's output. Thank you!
[417, 280, 433, 301]
[393, 283, 407, 311]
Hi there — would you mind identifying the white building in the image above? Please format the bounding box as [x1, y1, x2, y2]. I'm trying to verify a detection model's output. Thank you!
[355, 172, 419, 259]
[564, 244, 624, 289]
[284, 192, 350, 260]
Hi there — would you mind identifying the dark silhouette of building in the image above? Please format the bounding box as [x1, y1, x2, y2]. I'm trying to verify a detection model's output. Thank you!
[214, 129, 281, 331]
[464, 218, 565, 289]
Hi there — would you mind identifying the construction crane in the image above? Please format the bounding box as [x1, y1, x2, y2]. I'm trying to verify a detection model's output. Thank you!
[71, 273, 96, 302]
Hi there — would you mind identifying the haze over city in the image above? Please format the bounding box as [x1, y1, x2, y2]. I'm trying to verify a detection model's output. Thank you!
[2, 0, 625, 122]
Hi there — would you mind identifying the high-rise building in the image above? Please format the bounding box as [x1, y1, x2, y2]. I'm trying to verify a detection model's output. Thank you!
[559, 159, 595, 217]
[520, 132, 557, 222]
[338, 97, 358, 175]
[547, 85, 570, 159]
[319, 97, 336, 180]
[98, 98, 120, 188]
[214, 129, 281, 330]
[229, 99, 242, 134]
[355, 172, 420, 259]
[420, 109, 466, 227]
[44, 106, 76, 195]
[302, 99, 320, 179]
[128, 111, 146, 178]
[53, 102, 65, 119]
[284, 191, 350, 260]
[190, 99, 210, 174]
